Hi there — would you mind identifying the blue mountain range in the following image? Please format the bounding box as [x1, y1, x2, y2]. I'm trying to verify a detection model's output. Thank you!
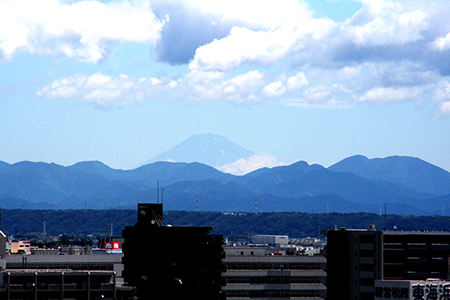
[0, 134, 449, 215]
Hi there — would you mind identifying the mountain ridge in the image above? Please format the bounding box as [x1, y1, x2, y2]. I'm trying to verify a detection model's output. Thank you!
[1, 133, 450, 215]
[0, 154, 449, 215]
[329, 154, 450, 195]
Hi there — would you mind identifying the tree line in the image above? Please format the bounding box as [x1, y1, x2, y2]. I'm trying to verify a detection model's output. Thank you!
[1, 209, 450, 239]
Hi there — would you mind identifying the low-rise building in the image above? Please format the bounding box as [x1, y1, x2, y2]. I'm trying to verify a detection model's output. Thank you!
[0, 269, 117, 300]
[251, 235, 289, 245]
[222, 246, 327, 300]
[7, 240, 31, 255]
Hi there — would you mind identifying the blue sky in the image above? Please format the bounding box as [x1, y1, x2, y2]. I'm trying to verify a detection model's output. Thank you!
[1, 0, 450, 174]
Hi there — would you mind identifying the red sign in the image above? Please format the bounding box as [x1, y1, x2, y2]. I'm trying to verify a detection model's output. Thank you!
[104, 242, 120, 249]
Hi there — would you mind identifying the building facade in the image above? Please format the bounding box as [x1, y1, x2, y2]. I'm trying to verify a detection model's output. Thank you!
[322, 226, 450, 300]
[252, 235, 289, 245]
[223, 246, 327, 300]
[0, 269, 116, 300]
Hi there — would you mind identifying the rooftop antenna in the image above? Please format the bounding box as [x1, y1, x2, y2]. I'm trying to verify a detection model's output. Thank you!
[384, 203, 387, 231]
[161, 188, 164, 206]
[157, 179, 160, 203]
[255, 198, 258, 214]
[43, 221, 46, 237]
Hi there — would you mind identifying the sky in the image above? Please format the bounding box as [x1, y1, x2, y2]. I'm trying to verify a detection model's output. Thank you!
[1, 0, 450, 174]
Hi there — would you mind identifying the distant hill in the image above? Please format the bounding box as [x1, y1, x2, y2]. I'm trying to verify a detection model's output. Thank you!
[144, 133, 254, 169]
[328, 155, 450, 195]
[0, 193, 57, 209]
[1, 154, 450, 215]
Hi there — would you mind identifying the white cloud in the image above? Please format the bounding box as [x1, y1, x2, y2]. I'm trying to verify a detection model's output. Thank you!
[7, 0, 450, 117]
[287, 72, 309, 90]
[264, 81, 286, 97]
[219, 153, 285, 175]
[189, 18, 334, 72]
[345, 3, 429, 47]
[0, 0, 162, 62]
[360, 86, 421, 103]
[38, 72, 166, 108]
[438, 102, 450, 117]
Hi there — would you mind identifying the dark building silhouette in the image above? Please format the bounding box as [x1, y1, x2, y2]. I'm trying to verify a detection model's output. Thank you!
[322, 226, 450, 300]
[122, 203, 225, 299]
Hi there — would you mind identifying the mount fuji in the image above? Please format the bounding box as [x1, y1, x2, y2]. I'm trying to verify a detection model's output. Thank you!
[144, 134, 256, 172]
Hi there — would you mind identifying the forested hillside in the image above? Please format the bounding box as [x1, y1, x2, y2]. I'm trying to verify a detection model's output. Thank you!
[2, 209, 450, 239]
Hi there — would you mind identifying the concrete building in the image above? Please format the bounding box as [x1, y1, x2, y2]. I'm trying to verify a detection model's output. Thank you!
[322, 226, 450, 300]
[0, 229, 132, 299]
[122, 203, 225, 299]
[223, 246, 327, 299]
[5, 254, 123, 278]
[0, 269, 117, 300]
[8, 240, 31, 255]
[252, 235, 289, 245]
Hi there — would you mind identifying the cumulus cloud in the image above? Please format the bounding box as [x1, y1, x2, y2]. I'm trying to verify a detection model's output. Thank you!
[360, 86, 421, 103]
[219, 154, 285, 175]
[37, 72, 166, 108]
[6, 0, 450, 116]
[0, 0, 162, 63]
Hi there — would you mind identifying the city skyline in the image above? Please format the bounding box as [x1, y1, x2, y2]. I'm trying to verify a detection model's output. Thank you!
[1, 0, 450, 172]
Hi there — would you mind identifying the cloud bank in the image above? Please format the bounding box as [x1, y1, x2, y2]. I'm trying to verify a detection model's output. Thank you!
[3, 0, 450, 116]
[219, 154, 285, 175]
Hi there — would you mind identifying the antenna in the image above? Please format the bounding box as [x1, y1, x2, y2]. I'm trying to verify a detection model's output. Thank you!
[107, 223, 111, 238]
[196, 195, 199, 211]
[384, 203, 387, 231]
[157, 179, 160, 203]
[161, 188, 164, 206]
[255, 198, 258, 214]
[43, 221, 46, 237]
